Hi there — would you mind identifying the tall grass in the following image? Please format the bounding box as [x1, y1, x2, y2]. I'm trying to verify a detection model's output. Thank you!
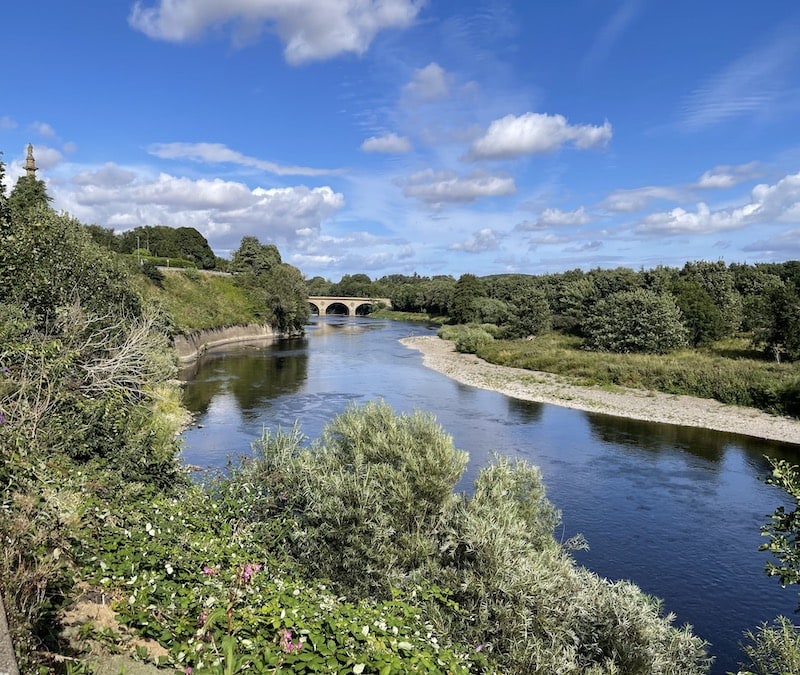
[134, 270, 264, 333]
[472, 333, 800, 418]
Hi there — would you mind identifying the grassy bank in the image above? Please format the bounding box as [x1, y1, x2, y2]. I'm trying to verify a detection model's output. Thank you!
[370, 308, 447, 323]
[448, 329, 800, 418]
[134, 269, 263, 333]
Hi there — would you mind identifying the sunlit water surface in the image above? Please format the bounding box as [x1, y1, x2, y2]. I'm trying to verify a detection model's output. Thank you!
[180, 317, 799, 674]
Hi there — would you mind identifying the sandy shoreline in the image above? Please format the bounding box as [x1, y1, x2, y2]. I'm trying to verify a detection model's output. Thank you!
[400, 335, 800, 447]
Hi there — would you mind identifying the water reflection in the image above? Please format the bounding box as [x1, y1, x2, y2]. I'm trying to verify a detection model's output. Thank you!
[180, 318, 800, 675]
[181, 341, 308, 418]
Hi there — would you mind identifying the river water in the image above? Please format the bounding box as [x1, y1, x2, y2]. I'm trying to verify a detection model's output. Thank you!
[180, 317, 799, 674]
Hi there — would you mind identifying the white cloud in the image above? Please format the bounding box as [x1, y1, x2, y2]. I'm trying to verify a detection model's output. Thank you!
[73, 163, 137, 188]
[360, 132, 412, 154]
[449, 227, 499, 253]
[30, 145, 64, 170]
[694, 162, 761, 189]
[681, 31, 800, 131]
[54, 169, 344, 251]
[602, 186, 682, 213]
[129, 0, 423, 64]
[149, 141, 341, 176]
[0, 116, 17, 130]
[469, 112, 612, 160]
[529, 206, 592, 229]
[403, 62, 451, 102]
[62, 141, 78, 154]
[636, 171, 800, 235]
[31, 121, 56, 137]
[399, 169, 515, 205]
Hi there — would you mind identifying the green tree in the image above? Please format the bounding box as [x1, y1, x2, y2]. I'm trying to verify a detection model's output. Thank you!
[230, 235, 281, 276]
[679, 261, 742, 336]
[450, 273, 485, 324]
[671, 279, 727, 346]
[503, 288, 552, 338]
[0, 205, 141, 326]
[8, 174, 51, 214]
[583, 289, 689, 354]
[262, 263, 310, 333]
[749, 284, 800, 362]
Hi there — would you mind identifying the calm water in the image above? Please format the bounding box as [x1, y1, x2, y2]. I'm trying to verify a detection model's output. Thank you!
[180, 317, 799, 674]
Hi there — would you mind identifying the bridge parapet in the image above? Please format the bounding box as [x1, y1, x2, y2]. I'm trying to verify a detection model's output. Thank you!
[308, 296, 392, 316]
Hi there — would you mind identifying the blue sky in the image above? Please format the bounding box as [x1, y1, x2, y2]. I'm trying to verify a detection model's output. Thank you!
[3, 1, 800, 280]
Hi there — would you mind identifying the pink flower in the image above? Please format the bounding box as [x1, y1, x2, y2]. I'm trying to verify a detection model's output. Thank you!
[185, 667, 193, 675]
[279, 630, 302, 653]
[202, 565, 216, 576]
[240, 562, 263, 584]
[198, 610, 209, 627]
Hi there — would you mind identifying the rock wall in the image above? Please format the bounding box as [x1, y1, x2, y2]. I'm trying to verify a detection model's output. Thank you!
[174, 324, 277, 363]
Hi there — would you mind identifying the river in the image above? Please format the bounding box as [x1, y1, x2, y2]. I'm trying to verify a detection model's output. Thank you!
[180, 316, 799, 674]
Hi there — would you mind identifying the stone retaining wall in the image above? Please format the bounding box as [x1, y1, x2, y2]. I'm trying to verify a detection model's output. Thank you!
[174, 324, 277, 363]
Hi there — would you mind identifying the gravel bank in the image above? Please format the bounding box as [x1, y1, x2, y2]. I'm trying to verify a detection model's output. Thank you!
[401, 335, 800, 446]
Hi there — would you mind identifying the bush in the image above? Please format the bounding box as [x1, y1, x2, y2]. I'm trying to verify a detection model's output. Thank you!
[739, 616, 800, 675]
[243, 402, 711, 674]
[583, 289, 689, 354]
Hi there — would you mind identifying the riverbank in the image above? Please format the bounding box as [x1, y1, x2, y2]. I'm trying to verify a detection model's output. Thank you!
[401, 335, 800, 446]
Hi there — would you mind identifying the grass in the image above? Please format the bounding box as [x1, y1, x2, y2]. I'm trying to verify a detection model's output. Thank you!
[369, 308, 448, 323]
[472, 332, 800, 418]
[134, 269, 264, 333]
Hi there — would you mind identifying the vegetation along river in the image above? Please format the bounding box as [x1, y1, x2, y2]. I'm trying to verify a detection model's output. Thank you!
[180, 316, 799, 674]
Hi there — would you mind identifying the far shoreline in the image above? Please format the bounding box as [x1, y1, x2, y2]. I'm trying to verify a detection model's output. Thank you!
[400, 335, 800, 447]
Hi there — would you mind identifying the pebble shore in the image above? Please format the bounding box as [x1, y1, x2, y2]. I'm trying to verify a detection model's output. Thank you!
[401, 335, 800, 446]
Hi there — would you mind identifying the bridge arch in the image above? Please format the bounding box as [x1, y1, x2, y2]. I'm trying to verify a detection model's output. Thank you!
[308, 295, 392, 317]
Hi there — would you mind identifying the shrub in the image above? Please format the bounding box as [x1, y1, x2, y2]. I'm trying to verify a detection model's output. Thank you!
[583, 289, 689, 354]
[739, 616, 800, 675]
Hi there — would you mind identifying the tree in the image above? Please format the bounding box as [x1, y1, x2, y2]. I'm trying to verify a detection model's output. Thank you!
[503, 288, 552, 338]
[749, 284, 800, 362]
[450, 273, 485, 324]
[8, 175, 51, 214]
[262, 263, 310, 333]
[679, 261, 742, 336]
[671, 279, 727, 346]
[230, 236, 281, 276]
[583, 289, 689, 354]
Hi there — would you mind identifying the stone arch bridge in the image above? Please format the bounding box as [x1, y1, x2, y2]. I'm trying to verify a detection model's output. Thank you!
[308, 296, 392, 316]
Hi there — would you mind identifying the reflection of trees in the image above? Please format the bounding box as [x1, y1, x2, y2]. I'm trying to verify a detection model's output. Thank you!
[181, 339, 308, 418]
[586, 412, 790, 467]
[507, 397, 544, 423]
[227, 352, 308, 417]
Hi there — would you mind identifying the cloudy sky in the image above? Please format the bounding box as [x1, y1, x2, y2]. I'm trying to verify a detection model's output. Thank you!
[3, 1, 800, 280]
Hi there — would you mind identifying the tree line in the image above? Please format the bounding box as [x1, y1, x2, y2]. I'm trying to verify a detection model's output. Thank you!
[310, 262, 800, 361]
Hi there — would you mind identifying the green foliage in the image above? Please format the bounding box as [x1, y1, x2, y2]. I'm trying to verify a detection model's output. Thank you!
[439, 324, 495, 354]
[248, 401, 468, 596]
[678, 260, 742, 336]
[140, 259, 165, 286]
[0, 206, 141, 327]
[8, 174, 52, 213]
[230, 236, 281, 276]
[229, 237, 308, 333]
[75, 468, 482, 674]
[0, 152, 10, 224]
[749, 284, 800, 362]
[739, 616, 800, 675]
[450, 274, 485, 324]
[465, 332, 800, 417]
[761, 459, 800, 594]
[135, 270, 268, 333]
[502, 288, 552, 339]
[583, 289, 688, 354]
[672, 279, 727, 346]
[120, 225, 217, 269]
[242, 403, 711, 674]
